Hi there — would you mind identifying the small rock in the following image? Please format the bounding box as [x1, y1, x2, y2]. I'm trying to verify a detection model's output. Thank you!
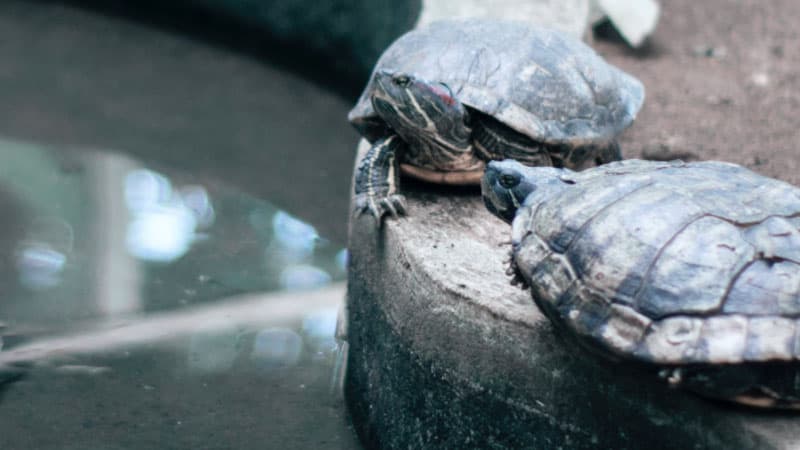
[691, 45, 727, 59]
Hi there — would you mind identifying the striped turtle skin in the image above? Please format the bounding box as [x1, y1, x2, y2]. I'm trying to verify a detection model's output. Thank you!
[482, 158, 800, 408]
[350, 18, 644, 222]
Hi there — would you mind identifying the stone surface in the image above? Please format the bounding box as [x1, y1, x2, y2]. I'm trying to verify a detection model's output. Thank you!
[345, 141, 800, 449]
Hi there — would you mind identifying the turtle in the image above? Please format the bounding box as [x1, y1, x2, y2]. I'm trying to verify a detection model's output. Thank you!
[349, 18, 644, 222]
[482, 158, 800, 408]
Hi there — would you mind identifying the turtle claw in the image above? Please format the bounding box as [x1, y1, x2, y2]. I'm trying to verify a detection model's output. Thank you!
[504, 250, 529, 289]
[511, 274, 529, 290]
[381, 196, 406, 218]
[354, 193, 407, 225]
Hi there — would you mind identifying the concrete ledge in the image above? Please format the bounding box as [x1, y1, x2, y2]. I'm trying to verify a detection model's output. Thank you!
[344, 144, 798, 449]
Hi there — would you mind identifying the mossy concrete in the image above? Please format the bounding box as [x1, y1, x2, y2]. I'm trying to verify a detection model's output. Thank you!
[345, 142, 799, 449]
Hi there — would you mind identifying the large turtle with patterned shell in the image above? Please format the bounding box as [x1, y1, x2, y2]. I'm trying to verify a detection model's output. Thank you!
[350, 18, 644, 222]
[482, 158, 800, 408]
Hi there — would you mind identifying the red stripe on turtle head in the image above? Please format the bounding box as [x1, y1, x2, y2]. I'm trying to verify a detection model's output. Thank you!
[427, 83, 456, 106]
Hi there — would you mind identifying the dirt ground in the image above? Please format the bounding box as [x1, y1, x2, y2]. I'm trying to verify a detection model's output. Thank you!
[594, 0, 799, 185]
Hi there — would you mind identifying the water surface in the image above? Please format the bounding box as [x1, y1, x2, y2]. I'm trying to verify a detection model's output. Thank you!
[0, 138, 358, 449]
[0, 1, 362, 448]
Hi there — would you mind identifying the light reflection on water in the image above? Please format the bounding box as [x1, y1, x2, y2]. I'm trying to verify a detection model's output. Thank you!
[280, 264, 333, 290]
[303, 307, 340, 361]
[0, 138, 355, 449]
[13, 216, 75, 291]
[124, 169, 214, 263]
[272, 210, 321, 257]
[15, 242, 67, 290]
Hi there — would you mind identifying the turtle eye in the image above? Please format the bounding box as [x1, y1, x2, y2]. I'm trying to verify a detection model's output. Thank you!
[499, 172, 520, 189]
[393, 75, 411, 87]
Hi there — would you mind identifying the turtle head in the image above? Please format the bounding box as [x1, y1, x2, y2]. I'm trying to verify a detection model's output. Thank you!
[482, 160, 558, 224]
[371, 70, 471, 147]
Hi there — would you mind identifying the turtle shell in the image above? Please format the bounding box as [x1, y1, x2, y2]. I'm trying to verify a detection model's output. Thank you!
[349, 19, 644, 147]
[509, 159, 800, 405]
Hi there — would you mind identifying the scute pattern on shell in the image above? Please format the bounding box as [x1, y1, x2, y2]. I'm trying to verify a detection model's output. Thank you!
[511, 159, 800, 365]
[349, 19, 644, 146]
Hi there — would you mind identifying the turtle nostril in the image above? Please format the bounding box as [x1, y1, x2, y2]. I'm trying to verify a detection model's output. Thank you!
[393, 75, 411, 87]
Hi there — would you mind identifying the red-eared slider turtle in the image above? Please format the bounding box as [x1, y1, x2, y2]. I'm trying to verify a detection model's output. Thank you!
[482, 158, 800, 408]
[350, 19, 644, 222]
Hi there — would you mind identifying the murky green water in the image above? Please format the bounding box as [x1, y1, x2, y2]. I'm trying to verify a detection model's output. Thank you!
[0, 1, 362, 448]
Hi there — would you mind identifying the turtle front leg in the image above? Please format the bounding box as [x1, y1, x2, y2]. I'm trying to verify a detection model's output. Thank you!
[354, 135, 407, 223]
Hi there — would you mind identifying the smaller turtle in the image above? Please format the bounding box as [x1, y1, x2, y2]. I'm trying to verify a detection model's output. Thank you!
[350, 18, 644, 222]
[483, 158, 800, 408]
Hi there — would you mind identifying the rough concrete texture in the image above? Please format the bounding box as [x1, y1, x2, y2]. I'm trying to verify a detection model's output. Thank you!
[417, 0, 591, 38]
[345, 143, 799, 449]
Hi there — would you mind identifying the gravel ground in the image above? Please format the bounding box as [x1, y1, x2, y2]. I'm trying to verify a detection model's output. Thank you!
[597, 0, 800, 184]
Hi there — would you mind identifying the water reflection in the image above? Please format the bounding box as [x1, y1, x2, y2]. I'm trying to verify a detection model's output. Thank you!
[179, 185, 215, 228]
[272, 210, 321, 258]
[302, 307, 340, 359]
[335, 248, 349, 273]
[0, 137, 354, 449]
[15, 243, 67, 290]
[124, 169, 172, 211]
[260, 209, 343, 291]
[0, 137, 346, 324]
[280, 264, 332, 290]
[13, 216, 74, 291]
[124, 169, 214, 263]
[251, 328, 304, 368]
